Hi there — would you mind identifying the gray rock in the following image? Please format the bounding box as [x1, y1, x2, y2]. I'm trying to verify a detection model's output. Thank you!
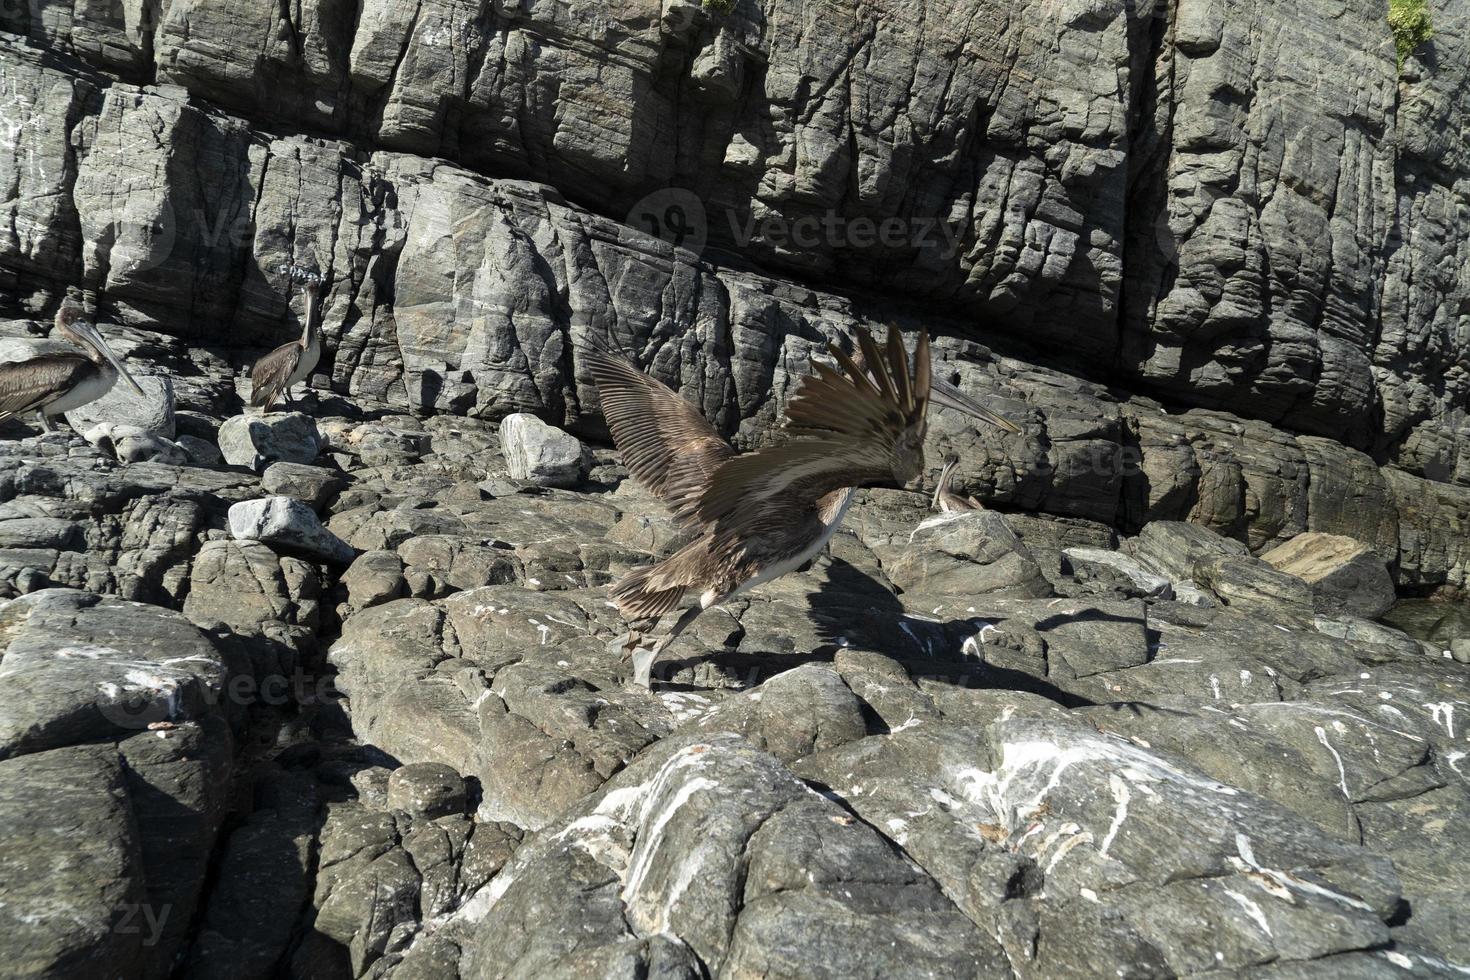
[0, 745, 147, 979]
[0, 588, 229, 758]
[342, 549, 407, 614]
[228, 496, 355, 565]
[1194, 555, 1316, 621]
[1130, 520, 1251, 582]
[464, 734, 1007, 978]
[176, 434, 224, 467]
[217, 413, 322, 472]
[1451, 639, 1470, 665]
[499, 413, 586, 488]
[1063, 547, 1174, 599]
[67, 373, 175, 440]
[878, 509, 1053, 598]
[1261, 532, 1398, 620]
[386, 762, 466, 819]
[261, 461, 342, 510]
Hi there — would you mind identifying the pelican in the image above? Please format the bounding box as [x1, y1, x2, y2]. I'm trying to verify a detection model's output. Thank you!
[0, 303, 145, 432]
[587, 326, 1019, 687]
[932, 457, 985, 513]
[251, 273, 322, 410]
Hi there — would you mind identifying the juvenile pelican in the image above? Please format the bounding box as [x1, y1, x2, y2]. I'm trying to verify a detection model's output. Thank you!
[0, 303, 145, 432]
[251, 273, 322, 410]
[588, 326, 1018, 687]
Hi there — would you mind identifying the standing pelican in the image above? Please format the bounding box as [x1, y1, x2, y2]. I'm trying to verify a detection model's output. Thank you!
[588, 326, 1019, 686]
[0, 303, 146, 432]
[251, 273, 322, 410]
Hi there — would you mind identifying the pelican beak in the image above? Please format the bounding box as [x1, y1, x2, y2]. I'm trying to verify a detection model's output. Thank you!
[79, 323, 146, 396]
[929, 377, 1020, 433]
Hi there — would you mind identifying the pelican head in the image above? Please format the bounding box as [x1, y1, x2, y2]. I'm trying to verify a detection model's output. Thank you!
[56, 305, 146, 396]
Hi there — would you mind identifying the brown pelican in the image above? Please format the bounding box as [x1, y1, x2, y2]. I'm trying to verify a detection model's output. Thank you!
[0, 303, 145, 432]
[588, 326, 1019, 686]
[932, 457, 985, 513]
[251, 273, 322, 410]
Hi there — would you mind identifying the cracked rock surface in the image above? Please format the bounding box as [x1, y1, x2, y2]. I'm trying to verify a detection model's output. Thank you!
[0, 0, 1469, 977]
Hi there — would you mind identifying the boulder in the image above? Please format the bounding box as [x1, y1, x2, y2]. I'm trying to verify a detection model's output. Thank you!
[1260, 532, 1397, 619]
[66, 373, 175, 440]
[499, 413, 586, 488]
[1129, 520, 1250, 581]
[218, 413, 322, 471]
[1194, 555, 1316, 621]
[228, 497, 355, 565]
[261, 461, 342, 510]
[882, 510, 1052, 598]
[1062, 547, 1173, 599]
[386, 762, 467, 819]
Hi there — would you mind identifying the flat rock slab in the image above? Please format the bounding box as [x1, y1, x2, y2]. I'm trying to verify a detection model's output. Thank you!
[0, 588, 229, 758]
[229, 496, 355, 565]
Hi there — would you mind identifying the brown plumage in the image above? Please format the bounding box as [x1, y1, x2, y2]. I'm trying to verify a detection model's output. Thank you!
[932, 457, 984, 513]
[590, 325, 1016, 686]
[251, 280, 321, 409]
[0, 304, 144, 431]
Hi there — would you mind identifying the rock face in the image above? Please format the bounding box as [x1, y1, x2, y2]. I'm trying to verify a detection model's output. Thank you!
[1, 1, 1469, 978]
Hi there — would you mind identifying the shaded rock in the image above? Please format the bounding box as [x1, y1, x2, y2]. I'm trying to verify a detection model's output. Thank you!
[499, 414, 586, 488]
[1261, 532, 1397, 619]
[0, 588, 229, 758]
[261, 461, 342, 511]
[1063, 547, 1173, 599]
[386, 762, 466, 819]
[0, 745, 146, 979]
[176, 434, 224, 467]
[218, 413, 322, 471]
[67, 373, 175, 441]
[228, 496, 355, 565]
[185, 767, 319, 978]
[881, 510, 1052, 598]
[341, 549, 407, 614]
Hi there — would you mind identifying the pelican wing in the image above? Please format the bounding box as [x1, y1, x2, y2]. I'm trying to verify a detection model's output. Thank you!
[0, 354, 93, 422]
[695, 326, 930, 525]
[250, 341, 302, 408]
[585, 350, 737, 525]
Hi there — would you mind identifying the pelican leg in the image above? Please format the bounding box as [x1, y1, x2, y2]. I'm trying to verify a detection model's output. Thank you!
[37, 411, 54, 434]
[631, 605, 706, 688]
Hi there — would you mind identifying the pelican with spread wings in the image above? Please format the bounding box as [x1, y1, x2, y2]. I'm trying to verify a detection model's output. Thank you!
[587, 326, 1019, 686]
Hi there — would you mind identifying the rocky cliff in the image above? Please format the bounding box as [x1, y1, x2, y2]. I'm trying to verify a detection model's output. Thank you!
[0, 0, 1468, 978]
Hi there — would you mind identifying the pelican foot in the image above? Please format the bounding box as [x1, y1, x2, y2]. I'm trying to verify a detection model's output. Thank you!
[630, 645, 659, 689]
[608, 631, 643, 661]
